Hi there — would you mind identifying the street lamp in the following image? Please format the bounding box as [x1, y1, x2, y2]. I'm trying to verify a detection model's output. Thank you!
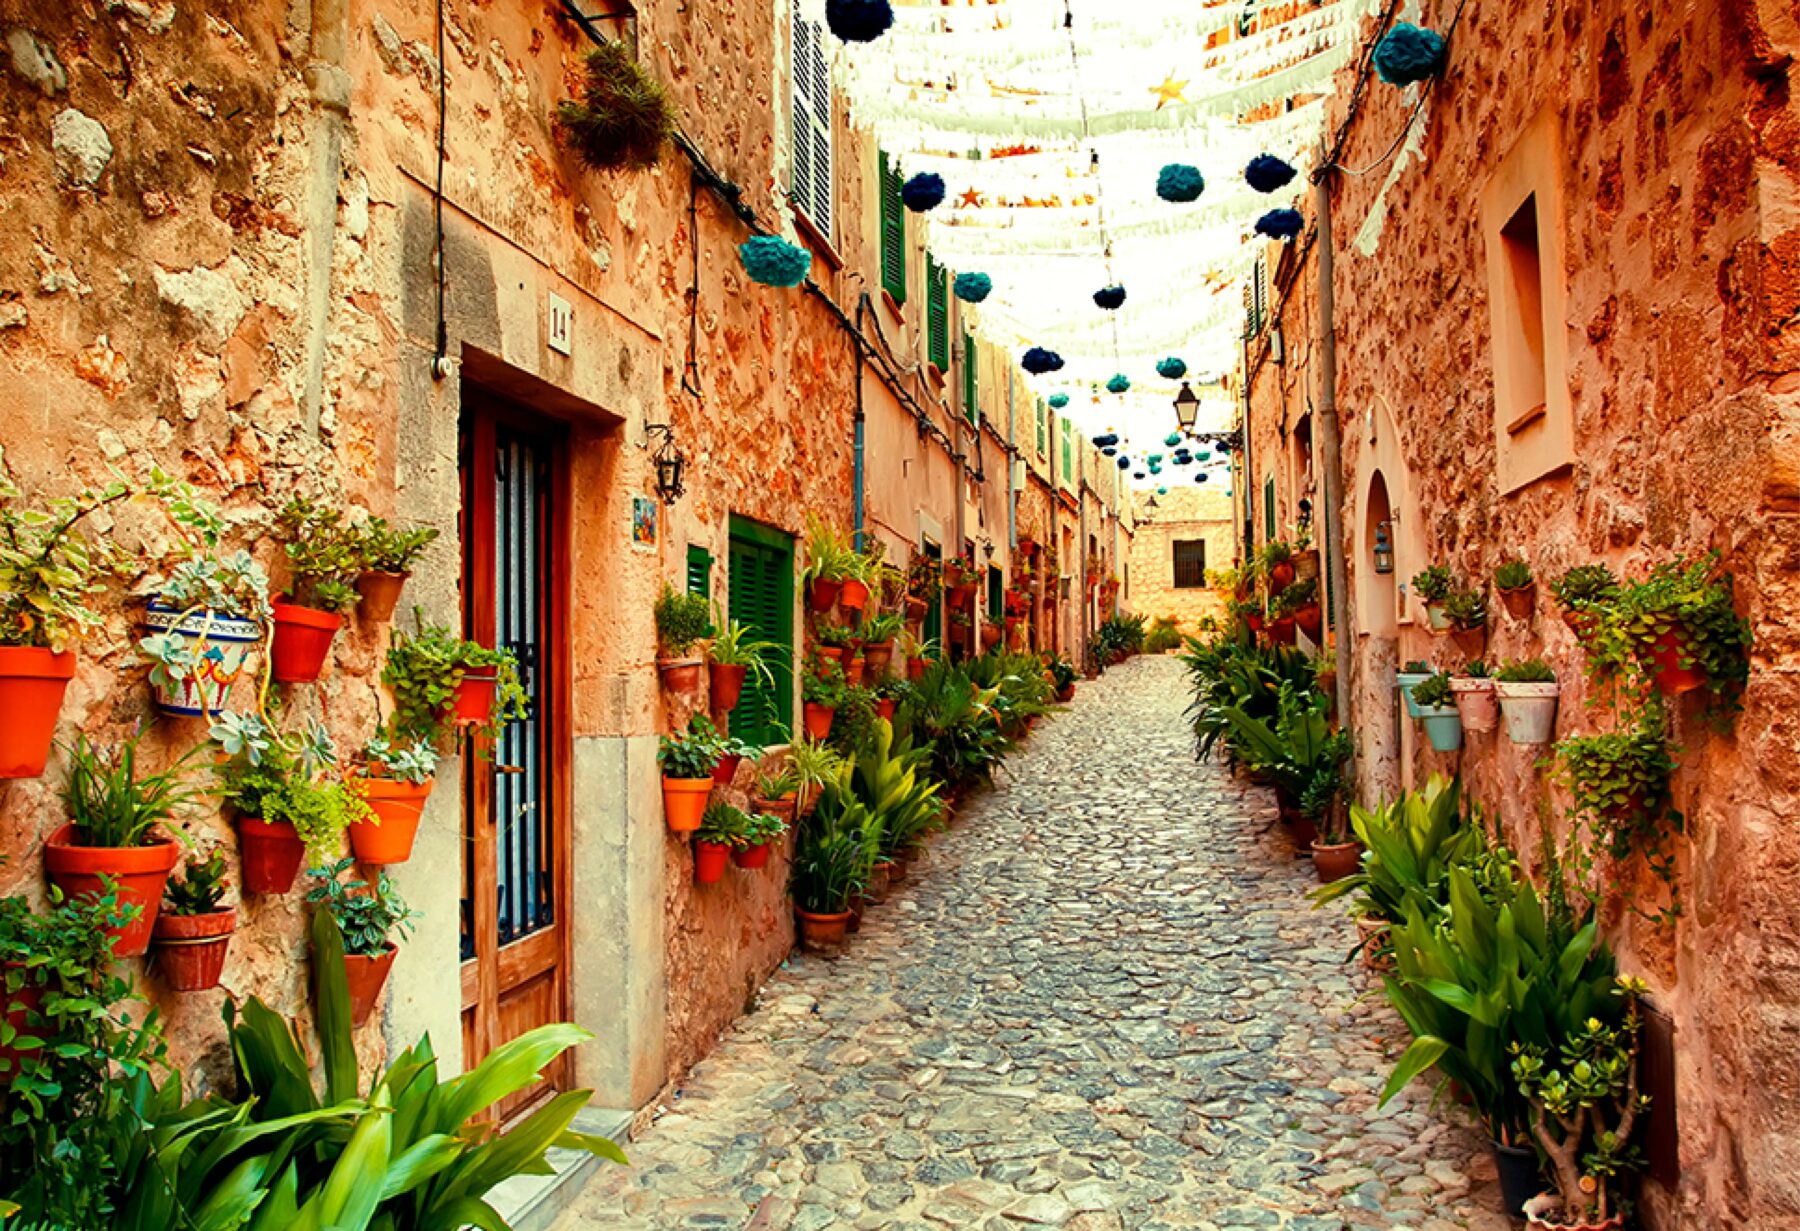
[1172, 382, 1200, 434]
[1373, 520, 1395, 575]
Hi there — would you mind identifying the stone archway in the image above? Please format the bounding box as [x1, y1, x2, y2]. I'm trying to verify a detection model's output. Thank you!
[1351, 397, 1418, 805]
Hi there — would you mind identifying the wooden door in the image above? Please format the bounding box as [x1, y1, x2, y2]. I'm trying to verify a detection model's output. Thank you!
[459, 390, 571, 1118]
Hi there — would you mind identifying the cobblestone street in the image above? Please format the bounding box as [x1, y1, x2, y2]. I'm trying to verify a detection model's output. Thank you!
[559, 655, 1507, 1231]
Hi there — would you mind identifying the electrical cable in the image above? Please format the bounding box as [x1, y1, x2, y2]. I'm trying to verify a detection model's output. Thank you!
[433, 0, 449, 376]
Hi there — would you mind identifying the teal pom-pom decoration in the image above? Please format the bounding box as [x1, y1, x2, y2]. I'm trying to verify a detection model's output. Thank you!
[1163, 432, 1182, 448]
[953, 272, 992, 303]
[1106, 374, 1130, 394]
[1021, 347, 1064, 375]
[1156, 356, 1187, 379]
[740, 236, 811, 287]
[1156, 486, 1168, 495]
[825, 0, 894, 42]
[1157, 164, 1204, 203]
[1255, 208, 1304, 240]
[902, 172, 946, 212]
[1245, 154, 1297, 193]
[1374, 23, 1446, 86]
[1093, 285, 1127, 310]
[1197, 450, 1211, 461]
[1048, 393, 1070, 410]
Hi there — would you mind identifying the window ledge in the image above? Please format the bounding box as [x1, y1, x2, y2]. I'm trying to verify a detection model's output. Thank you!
[881, 289, 906, 322]
[793, 212, 842, 273]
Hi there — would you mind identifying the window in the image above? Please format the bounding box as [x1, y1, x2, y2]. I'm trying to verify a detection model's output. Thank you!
[921, 537, 942, 648]
[926, 255, 949, 370]
[686, 544, 711, 598]
[1173, 540, 1206, 588]
[1060, 418, 1073, 484]
[1264, 475, 1276, 541]
[728, 517, 794, 746]
[879, 151, 906, 303]
[1244, 255, 1267, 339]
[962, 332, 978, 424]
[1497, 197, 1547, 425]
[1035, 399, 1047, 457]
[790, 11, 832, 239]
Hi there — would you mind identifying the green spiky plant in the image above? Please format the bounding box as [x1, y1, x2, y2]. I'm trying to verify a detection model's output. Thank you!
[554, 41, 676, 173]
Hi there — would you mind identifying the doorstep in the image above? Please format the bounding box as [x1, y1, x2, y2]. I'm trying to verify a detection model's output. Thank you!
[488, 1104, 634, 1231]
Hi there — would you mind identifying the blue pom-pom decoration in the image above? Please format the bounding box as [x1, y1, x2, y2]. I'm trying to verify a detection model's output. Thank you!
[1196, 473, 1209, 483]
[953, 272, 992, 303]
[1021, 347, 1064, 375]
[1156, 356, 1188, 380]
[1374, 22, 1446, 86]
[1117, 457, 1131, 471]
[825, 0, 894, 42]
[739, 236, 812, 288]
[1105, 374, 1131, 394]
[1156, 163, 1205, 203]
[1048, 393, 1070, 410]
[1133, 471, 1146, 480]
[1093, 285, 1127, 310]
[902, 172, 946, 212]
[1245, 154, 1298, 194]
[1255, 208, 1304, 241]
[1092, 432, 1119, 448]
[1102, 447, 1118, 457]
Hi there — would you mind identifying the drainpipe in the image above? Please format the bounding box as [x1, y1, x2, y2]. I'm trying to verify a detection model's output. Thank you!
[301, 0, 350, 437]
[853, 299, 868, 552]
[1314, 170, 1354, 728]
[1239, 332, 1255, 563]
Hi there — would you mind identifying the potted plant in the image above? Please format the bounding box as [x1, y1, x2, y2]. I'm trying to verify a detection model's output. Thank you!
[944, 557, 977, 608]
[1286, 577, 1323, 639]
[383, 618, 528, 743]
[346, 731, 438, 865]
[1444, 586, 1488, 651]
[1549, 564, 1620, 637]
[44, 733, 197, 958]
[904, 555, 939, 623]
[1217, 684, 1350, 853]
[1047, 655, 1079, 703]
[979, 620, 1002, 650]
[838, 550, 874, 614]
[1496, 659, 1560, 745]
[0, 456, 128, 779]
[785, 736, 845, 820]
[860, 611, 903, 678]
[710, 724, 759, 787]
[658, 715, 722, 832]
[352, 517, 439, 623]
[752, 760, 798, 825]
[306, 857, 418, 1026]
[902, 633, 938, 681]
[1410, 671, 1463, 752]
[1266, 580, 1307, 645]
[139, 550, 272, 718]
[803, 517, 852, 611]
[802, 663, 847, 741]
[814, 621, 855, 667]
[707, 606, 777, 714]
[213, 713, 372, 893]
[1551, 715, 1678, 868]
[735, 803, 789, 869]
[271, 496, 360, 683]
[1411, 564, 1454, 630]
[1582, 553, 1752, 707]
[1495, 558, 1535, 620]
[151, 848, 235, 992]
[693, 801, 746, 884]
[873, 676, 905, 721]
[1262, 540, 1296, 593]
[1396, 659, 1433, 718]
[790, 790, 864, 950]
[1451, 660, 1499, 733]
[654, 582, 713, 697]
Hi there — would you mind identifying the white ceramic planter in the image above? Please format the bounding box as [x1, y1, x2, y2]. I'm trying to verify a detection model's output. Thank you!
[144, 604, 263, 717]
[1495, 681, 1560, 745]
[1424, 603, 1452, 632]
[1417, 704, 1464, 752]
[1396, 671, 1431, 718]
[1450, 677, 1498, 733]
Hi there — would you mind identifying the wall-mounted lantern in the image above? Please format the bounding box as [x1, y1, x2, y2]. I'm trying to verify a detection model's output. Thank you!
[646, 423, 686, 504]
[1373, 519, 1395, 574]
[1172, 382, 1200, 434]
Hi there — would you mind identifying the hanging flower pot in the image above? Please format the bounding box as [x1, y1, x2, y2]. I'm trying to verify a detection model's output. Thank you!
[980, 624, 1002, 649]
[657, 657, 703, 698]
[875, 697, 896, 721]
[347, 776, 435, 865]
[946, 582, 976, 608]
[42, 825, 180, 958]
[709, 662, 748, 713]
[1396, 670, 1432, 718]
[816, 645, 847, 670]
[1268, 561, 1296, 592]
[1496, 681, 1560, 745]
[1450, 677, 1499, 733]
[907, 656, 926, 681]
[803, 703, 836, 742]
[662, 777, 713, 833]
[152, 908, 236, 992]
[1267, 615, 1297, 646]
[904, 596, 928, 623]
[845, 656, 866, 686]
[238, 817, 305, 894]
[808, 577, 842, 612]
[453, 672, 499, 724]
[694, 840, 731, 884]
[863, 640, 895, 677]
[0, 647, 74, 779]
[1294, 603, 1323, 639]
[143, 604, 262, 717]
[554, 41, 676, 172]
[1423, 602, 1452, 633]
[838, 578, 871, 612]
[732, 841, 772, 870]
[713, 752, 744, 787]
[753, 795, 796, 827]
[1498, 581, 1536, 620]
[1417, 704, 1464, 752]
[269, 601, 342, 683]
[343, 943, 398, 1027]
[1311, 840, 1362, 884]
[796, 908, 852, 951]
[1245, 611, 1265, 635]
[1644, 627, 1706, 695]
[355, 570, 410, 623]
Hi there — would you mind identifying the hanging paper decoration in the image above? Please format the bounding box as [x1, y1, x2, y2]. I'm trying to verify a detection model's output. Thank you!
[1255, 208, 1304, 241]
[1196, 473, 1209, 482]
[1106, 374, 1131, 394]
[1048, 393, 1070, 410]
[825, 0, 894, 43]
[1156, 164, 1205, 204]
[1021, 347, 1064, 374]
[1093, 285, 1127, 311]
[1102, 447, 1118, 457]
[1245, 154, 1298, 193]
[1374, 23, 1447, 86]
[902, 172, 946, 212]
[953, 272, 992, 303]
[1163, 432, 1182, 447]
[739, 236, 811, 288]
[1156, 357, 1188, 380]
[1091, 432, 1119, 448]
[1156, 487, 1168, 496]
[1117, 457, 1131, 470]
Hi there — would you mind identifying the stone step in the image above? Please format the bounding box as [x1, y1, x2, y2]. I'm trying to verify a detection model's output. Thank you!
[488, 1105, 633, 1231]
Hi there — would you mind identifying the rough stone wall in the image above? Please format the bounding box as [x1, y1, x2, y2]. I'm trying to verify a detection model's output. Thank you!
[1127, 490, 1233, 634]
[1242, 1, 1800, 1224]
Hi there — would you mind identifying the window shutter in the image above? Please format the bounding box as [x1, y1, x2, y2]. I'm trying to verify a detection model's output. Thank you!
[987, 565, 1003, 621]
[962, 332, 978, 424]
[927, 256, 949, 370]
[728, 521, 794, 746]
[1264, 475, 1276, 541]
[686, 545, 711, 598]
[790, 12, 832, 239]
[879, 151, 906, 303]
[1061, 418, 1073, 483]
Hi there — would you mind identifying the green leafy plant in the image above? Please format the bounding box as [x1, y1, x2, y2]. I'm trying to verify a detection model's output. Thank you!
[1144, 615, 1184, 654]
[1497, 658, 1556, 683]
[383, 618, 527, 746]
[215, 719, 373, 862]
[1578, 553, 1752, 718]
[814, 621, 857, 648]
[1495, 559, 1533, 590]
[554, 40, 676, 173]
[785, 737, 846, 817]
[803, 516, 854, 585]
[1550, 563, 1620, 610]
[708, 604, 779, 681]
[0, 448, 131, 651]
[1046, 655, 1079, 693]
[861, 610, 904, 644]
[1463, 659, 1492, 678]
[654, 581, 713, 657]
[1218, 682, 1352, 828]
[61, 733, 199, 849]
[360, 730, 438, 783]
[355, 516, 440, 573]
[658, 714, 725, 780]
[1551, 710, 1681, 913]
[162, 849, 230, 916]
[753, 758, 796, 803]
[803, 663, 849, 709]
[906, 554, 942, 599]
[1268, 577, 1318, 619]
[306, 857, 418, 956]
[1093, 612, 1147, 664]
[276, 495, 360, 613]
[1260, 539, 1294, 568]
[741, 806, 789, 849]
[1442, 586, 1487, 630]
[892, 659, 1007, 791]
[847, 719, 944, 861]
[791, 789, 869, 914]
[1410, 564, 1454, 604]
[825, 683, 883, 757]
[1313, 776, 1492, 925]
[1411, 671, 1455, 710]
[697, 800, 751, 846]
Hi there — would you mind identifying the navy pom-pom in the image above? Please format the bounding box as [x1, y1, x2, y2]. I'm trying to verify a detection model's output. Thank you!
[1255, 208, 1304, 240]
[739, 236, 811, 287]
[902, 172, 946, 212]
[1133, 471, 1146, 480]
[953, 272, 992, 303]
[1106, 374, 1130, 394]
[1156, 164, 1204, 203]
[1092, 432, 1119, 448]
[1093, 285, 1127, 310]
[1021, 347, 1064, 375]
[1048, 393, 1070, 410]
[1156, 356, 1187, 380]
[1196, 473, 1209, 483]
[1374, 22, 1446, 86]
[825, 0, 894, 42]
[1102, 447, 1118, 457]
[1117, 457, 1131, 470]
[1245, 154, 1297, 194]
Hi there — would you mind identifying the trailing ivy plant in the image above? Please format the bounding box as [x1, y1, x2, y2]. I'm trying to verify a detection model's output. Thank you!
[0, 446, 131, 651]
[1550, 706, 1683, 920]
[383, 617, 527, 746]
[1577, 553, 1751, 723]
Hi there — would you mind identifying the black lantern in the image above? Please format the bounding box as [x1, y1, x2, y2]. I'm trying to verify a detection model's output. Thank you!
[1373, 520, 1394, 574]
[1172, 381, 1200, 434]
[647, 424, 686, 504]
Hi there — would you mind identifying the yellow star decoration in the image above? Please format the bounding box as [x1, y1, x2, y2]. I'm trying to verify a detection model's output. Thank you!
[956, 187, 984, 208]
[1149, 73, 1188, 110]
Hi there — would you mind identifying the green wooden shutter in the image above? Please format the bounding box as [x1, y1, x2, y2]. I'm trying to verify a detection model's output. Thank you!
[1264, 476, 1276, 541]
[927, 256, 949, 370]
[922, 540, 942, 649]
[962, 332, 978, 424]
[987, 565, 1003, 621]
[1036, 399, 1047, 456]
[727, 518, 794, 746]
[879, 151, 906, 304]
[686, 545, 712, 598]
[1061, 418, 1073, 483]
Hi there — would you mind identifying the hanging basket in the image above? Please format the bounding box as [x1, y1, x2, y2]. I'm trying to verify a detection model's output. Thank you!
[740, 236, 811, 288]
[553, 42, 676, 173]
[824, 0, 894, 42]
[1156, 163, 1204, 203]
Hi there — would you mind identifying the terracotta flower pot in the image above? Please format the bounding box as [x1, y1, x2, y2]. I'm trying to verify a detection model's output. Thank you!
[845, 656, 865, 686]
[454, 673, 498, 723]
[1268, 560, 1296, 592]
[847, 894, 865, 933]
[348, 776, 435, 865]
[875, 698, 896, 721]
[732, 842, 772, 869]
[658, 657, 703, 698]
[753, 796, 797, 826]
[808, 577, 842, 612]
[709, 661, 748, 713]
[42, 825, 180, 958]
[0, 647, 74, 779]
[866, 860, 893, 901]
[1355, 916, 1394, 971]
[863, 641, 895, 677]
[662, 777, 713, 832]
[694, 840, 731, 884]
[817, 645, 847, 668]
[143, 604, 262, 717]
[1521, 1194, 1623, 1231]
[355, 570, 410, 623]
[1645, 627, 1706, 695]
[1244, 612, 1264, 634]
[1294, 604, 1323, 639]
[152, 908, 237, 992]
[1498, 583, 1535, 620]
[803, 702, 835, 742]
[886, 856, 910, 887]
[713, 752, 743, 786]
[342, 943, 397, 1026]
[239, 817, 306, 894]
[1267, 615, 1297, 645]
[1056, 684, 1075, 703]
[270, 601, 342, 683]
[907, 656, 927, 681]
[838, 578, 871, 612]
[1311, 840, 1363, 884]
[904, 597, 928, 623]
[796, 908, 852, 951]
[1451, 677, 1499, 733]
[980, 624, 1002, 649]
[946, 583, 976, 608]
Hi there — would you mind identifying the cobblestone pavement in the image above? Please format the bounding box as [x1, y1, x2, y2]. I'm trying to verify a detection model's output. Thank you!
[557, 655, 1509, 1231]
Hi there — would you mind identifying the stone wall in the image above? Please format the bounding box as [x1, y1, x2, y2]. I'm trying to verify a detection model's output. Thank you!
[1240, 1, 1800, 1224]
[1128, 489, 1234, 634]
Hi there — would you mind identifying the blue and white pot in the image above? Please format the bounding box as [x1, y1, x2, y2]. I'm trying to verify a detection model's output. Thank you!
[1417, 703, 1463, 752]
[1396, 671, 1432, 718]
[144, 603, 263, 717]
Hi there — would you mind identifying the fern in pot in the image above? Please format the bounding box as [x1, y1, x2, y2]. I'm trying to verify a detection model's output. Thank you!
[654, 582, 713, 696]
